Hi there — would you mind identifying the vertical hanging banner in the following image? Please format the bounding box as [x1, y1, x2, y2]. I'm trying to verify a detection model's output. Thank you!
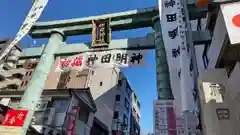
[0, 0, 49, 60]
[159, 0, 196, 114]
[159, 0, 198, 134]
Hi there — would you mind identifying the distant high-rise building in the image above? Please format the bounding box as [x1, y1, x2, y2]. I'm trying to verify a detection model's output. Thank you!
[130, 91, 141, 135]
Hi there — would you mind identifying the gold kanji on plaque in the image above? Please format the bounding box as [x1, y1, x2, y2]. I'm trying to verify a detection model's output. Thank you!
[92, 18, 111, 48]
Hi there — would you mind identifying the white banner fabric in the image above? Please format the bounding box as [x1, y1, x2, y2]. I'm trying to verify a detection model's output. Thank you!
[159, 0, 196, 113]
[0, 0, 49, 60]
[55, 49, 147, 72]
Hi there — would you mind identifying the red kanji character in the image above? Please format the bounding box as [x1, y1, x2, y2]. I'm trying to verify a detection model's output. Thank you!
[9, 116, 16, 125]
[16, 112, 24, 120]
[71, 56, 83, 67]
[61, 59, 71, 68]
[2, 114, 9, 124]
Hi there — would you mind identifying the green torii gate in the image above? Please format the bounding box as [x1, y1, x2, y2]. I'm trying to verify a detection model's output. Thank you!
[18, 6, 210, 135]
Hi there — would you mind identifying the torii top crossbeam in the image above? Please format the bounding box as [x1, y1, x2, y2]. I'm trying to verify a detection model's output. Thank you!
[29, 6, 207, 38]
[30, 7, 159, 38]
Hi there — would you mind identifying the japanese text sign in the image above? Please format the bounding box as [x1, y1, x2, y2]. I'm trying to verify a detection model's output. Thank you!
[56, 49, 147, 72]
[84, 50, 146, 68]
[1, 110, 28, 127]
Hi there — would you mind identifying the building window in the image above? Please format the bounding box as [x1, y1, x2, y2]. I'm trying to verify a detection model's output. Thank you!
[2, 66, 8, 71]
[133, 108, 136, 113]
[118, 80, 122, 86]
[202, 44, 210, 69]
[20, 81, 28, 87]
[12, 73, 23, 79]
[27, 64, 32, 69]
[16, 65, 23, 68]
[115, 95, 120, 102]
[125, 98, 129, 112]
[137, 101, 140, 109]
[25, 71, 32, 76]
[79, 110, 90, 124]
[100, 81, 103, 86]
[126, 83, 131, 97]
[20, 81, 24, 87]
[113, 111, 119, 119]
[29, 71, 32, 76]
[137, 114, 140, 122]
[48, 99, 69, 113]
[123, 114, 128, 128]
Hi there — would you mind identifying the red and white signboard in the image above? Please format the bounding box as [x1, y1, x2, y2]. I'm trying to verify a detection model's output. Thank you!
[55, 49, 147, 72]
[1, 110, 28, 127]
[221, 1, 240, 44]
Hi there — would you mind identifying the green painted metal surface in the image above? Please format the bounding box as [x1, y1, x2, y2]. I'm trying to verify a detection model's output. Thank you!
[29, 6, 207, 38]
[153, 17, 174, 100]
[18, 30, 65, 135]
[21, 35, 155, 57]
[22, 31, 210, 58]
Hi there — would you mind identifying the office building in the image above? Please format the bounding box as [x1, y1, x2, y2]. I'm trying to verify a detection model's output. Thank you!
[130, 91, 141, 135]
[0, 38, 23, 90]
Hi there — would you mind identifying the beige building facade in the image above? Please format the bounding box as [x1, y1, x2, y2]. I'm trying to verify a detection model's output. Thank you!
[194, 2, 240, 135]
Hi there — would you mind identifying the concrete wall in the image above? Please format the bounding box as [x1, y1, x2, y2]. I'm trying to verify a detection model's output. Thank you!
[87, 68, 132, 134]
[207, 10, 227, 69]
[68, 94, 94, 135]
[87, 68, 119, 133]
[197, 68, 240, 135]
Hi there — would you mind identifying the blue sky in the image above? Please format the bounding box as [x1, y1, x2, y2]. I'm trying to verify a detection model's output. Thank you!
[0, 0, 158, 132]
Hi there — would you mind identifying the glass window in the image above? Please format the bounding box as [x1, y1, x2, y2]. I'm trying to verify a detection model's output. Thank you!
[123, 114, 128, 127]
[51, 99, 69, 113]
[113, 111, 119, 119]
[202, 44, 210, 69]
[125, 98, 129, 112]
[137, 101, 140, 109]
[79, 110, 90, 124]
[118, 80, 122, 86]
[126, 83, 131, 97]
[115, 95, 120, 102]
[137, 114, 140, 122]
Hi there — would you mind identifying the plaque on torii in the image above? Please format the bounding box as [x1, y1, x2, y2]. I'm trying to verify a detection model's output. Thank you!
[91, 18, 111, 48]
